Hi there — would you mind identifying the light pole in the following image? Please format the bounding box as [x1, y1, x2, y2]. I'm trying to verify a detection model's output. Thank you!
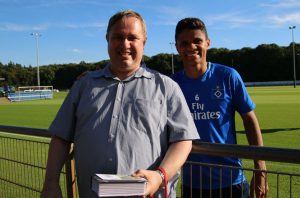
[298, 53, 300, 81]
[31, 32, 41, 87]
[169, 42, 175, 74]
[289, 26, 296, 88]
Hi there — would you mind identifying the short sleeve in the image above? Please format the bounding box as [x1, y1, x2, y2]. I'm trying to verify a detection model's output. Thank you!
[166, 79, 200, 142]
[48, 80, 82, 141]
[231, 69, 255, 114]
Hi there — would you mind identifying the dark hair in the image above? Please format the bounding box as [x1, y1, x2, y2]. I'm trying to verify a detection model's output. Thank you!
[175, 17, 208, 41]
[106, 10, 147, 41]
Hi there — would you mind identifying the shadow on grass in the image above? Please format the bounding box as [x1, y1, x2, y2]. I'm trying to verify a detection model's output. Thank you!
[237, 128, 300, 134]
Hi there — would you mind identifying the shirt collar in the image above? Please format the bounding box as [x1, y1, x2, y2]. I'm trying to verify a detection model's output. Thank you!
[91, 62, 154, 80]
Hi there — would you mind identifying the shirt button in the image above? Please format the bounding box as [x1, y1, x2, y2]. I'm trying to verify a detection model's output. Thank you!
[113, 115, 118, 118]
[109, 158, 113, 161]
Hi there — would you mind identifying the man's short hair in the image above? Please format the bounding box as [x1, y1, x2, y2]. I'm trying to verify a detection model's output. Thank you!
[106, 10, 147, 41]
[175, 18, 208, 41]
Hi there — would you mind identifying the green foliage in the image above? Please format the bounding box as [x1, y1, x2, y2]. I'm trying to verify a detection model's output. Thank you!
[145, 53, 173, 75]
[1, 43, 299, 89]
[207, 43, 300, 82]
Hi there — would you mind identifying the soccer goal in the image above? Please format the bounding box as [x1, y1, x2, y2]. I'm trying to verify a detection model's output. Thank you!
[7, 86, 53, 102]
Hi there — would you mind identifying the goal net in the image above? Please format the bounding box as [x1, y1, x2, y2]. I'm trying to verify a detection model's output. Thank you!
[8, 86, 53, 102]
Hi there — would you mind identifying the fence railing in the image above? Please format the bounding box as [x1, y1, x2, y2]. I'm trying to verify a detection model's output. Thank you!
[0, 125, 76, 198]
[182, 142, 300, 198]
[192, 141, 300, 164]
[1, 125, 300, 198]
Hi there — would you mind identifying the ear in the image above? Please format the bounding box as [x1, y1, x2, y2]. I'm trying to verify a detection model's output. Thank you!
[143, 38, 147, 48]
[106, 33, 109, 42]
[206, 38, 211, 48]
[175, 42, 180, 53]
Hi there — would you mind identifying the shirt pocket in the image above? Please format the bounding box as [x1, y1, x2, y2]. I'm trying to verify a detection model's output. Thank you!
[131, 98, 163, 133]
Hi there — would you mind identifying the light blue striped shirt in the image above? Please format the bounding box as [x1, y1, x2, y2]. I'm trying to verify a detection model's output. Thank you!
[49, 62, 199, 198]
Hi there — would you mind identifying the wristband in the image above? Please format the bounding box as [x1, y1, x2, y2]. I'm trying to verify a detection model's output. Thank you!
[156, 170, 165, 184]
[157, 167, 168, 198]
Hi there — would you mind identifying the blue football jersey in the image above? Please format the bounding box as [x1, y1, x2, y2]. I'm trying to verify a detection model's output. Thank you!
[172, 62, 255, 189]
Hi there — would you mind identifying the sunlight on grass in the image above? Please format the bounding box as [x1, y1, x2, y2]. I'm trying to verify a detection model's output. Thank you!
[1, 86, 300, 197]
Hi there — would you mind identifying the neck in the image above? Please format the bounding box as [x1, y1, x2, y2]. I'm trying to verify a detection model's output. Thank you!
[110, 66, 140, 80]
[184, 62, 208, 79]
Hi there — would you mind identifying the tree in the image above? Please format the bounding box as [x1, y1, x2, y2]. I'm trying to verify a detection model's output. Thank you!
[0, 43, 299, 88]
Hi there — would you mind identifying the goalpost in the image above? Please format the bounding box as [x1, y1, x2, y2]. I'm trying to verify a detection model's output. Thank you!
[8, 86, 53, 102]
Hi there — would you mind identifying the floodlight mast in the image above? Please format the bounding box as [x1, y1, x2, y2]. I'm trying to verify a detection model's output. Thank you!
[31, 32, 41, 87]
[289, 26, 296, 88]
[169, 42, 175, 74]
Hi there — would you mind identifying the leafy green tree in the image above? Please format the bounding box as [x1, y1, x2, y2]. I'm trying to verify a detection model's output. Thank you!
[0, 43, 299, 88]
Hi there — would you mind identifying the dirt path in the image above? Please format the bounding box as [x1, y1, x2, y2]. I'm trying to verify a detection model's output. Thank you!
[0, 97, 10, 104]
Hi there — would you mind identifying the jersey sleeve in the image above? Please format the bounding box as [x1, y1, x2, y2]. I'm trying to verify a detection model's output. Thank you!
[230, 69, 256, 114]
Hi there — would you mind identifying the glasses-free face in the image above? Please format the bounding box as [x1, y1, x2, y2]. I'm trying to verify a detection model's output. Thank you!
[176, 29, 210, 71]
[107, 17, 146, 77]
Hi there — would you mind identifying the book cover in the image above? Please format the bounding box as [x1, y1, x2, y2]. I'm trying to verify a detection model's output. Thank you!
[91, 174, 147, 197]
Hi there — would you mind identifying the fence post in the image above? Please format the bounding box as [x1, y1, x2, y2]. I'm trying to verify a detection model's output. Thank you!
[65, 144, 77, 198]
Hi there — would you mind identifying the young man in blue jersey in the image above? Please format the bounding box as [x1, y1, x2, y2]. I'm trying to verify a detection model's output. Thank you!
[171, 18, 268, 198]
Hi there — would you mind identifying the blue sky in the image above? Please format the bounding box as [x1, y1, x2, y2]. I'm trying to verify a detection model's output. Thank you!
[1, 0, 300, 66]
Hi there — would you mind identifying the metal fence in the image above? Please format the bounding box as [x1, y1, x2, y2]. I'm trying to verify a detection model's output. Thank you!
[1, 125, 300, 198]
[180, 142, 300, 198]
[0, 125, 76, 198]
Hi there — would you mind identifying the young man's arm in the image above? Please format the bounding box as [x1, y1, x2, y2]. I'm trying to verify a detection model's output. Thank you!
[241, 110, 268, 198]
[41, 136, 71, 198]
[134, 140, 192, 196]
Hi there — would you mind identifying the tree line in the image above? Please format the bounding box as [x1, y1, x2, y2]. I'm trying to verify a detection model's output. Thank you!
[1, 43, 299, 90]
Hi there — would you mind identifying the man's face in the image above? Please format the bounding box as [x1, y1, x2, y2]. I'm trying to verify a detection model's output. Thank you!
[176, 29, 210, 69]
[107, 17, 146, 74]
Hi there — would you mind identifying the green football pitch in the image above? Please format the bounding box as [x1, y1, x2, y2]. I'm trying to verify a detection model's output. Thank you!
[1, 86, 299, 149]
[235, 86, 300, 149]
[0, 86, 299, 197]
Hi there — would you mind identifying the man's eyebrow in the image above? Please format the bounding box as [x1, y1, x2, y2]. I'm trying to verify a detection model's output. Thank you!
[110, 33, 140, 37]
[194, 37, 203, 41]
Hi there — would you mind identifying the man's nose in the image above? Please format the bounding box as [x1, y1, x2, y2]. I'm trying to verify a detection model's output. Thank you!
[120, 38, 131, 47]
[187, 42, 197, 49]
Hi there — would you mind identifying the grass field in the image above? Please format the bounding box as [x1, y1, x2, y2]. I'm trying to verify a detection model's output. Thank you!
[0, 86, 300, 197]
[1, 86, 299, 147]
[0, 91, 67, 128]
[236, 86, 300, 149]
[237, 86, 300, 197]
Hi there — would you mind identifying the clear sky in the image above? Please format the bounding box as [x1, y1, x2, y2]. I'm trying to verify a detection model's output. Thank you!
[1, 0, 299, 66]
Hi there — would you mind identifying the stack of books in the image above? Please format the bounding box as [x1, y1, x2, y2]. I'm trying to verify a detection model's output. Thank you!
[91, 174, 147, 197]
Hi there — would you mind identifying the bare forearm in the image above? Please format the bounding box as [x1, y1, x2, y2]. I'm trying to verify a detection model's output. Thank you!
[242, 111, 266, 169]
[44, 136, 71, 183]
[242, 111, 263, 146]
[159, 140, 192, 179]
[133, 140, 192, 196]
[242, 111, 268, 197]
